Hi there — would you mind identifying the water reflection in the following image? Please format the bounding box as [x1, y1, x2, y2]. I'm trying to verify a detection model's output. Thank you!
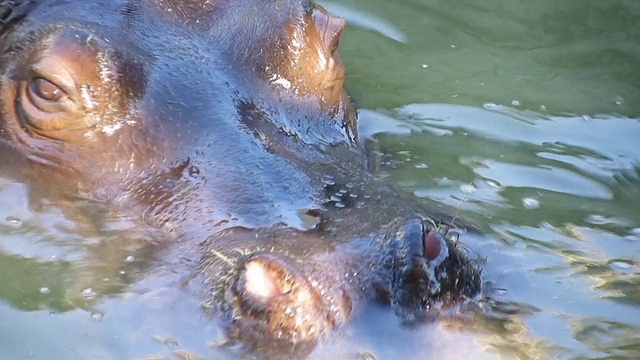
[335, 0, 640, 116]
[363, 102, 640, 358]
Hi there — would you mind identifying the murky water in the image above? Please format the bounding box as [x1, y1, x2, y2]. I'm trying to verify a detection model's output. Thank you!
[1, 0, 639, 359]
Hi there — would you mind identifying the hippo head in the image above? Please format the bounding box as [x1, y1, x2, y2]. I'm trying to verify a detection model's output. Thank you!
[0, 0, 481, 356]
[0, 0, 355, 209]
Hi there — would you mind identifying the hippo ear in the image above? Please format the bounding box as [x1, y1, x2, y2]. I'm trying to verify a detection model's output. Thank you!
[0, 0, 31, 34]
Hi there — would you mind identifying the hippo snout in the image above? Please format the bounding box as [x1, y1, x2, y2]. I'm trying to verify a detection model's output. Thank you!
[200, 220, 481, 348]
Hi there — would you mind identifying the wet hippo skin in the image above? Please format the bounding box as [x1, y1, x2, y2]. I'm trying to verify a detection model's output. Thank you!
[0, 0, 481, 356]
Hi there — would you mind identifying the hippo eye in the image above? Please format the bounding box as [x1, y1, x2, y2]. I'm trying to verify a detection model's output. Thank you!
[29, 77, 68, 103]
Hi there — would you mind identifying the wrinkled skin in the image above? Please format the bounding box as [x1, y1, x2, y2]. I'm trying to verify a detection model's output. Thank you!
[0, 0, 482, 357]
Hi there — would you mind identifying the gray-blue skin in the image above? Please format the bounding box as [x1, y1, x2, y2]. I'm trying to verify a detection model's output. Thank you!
[0, 0, 481, 356]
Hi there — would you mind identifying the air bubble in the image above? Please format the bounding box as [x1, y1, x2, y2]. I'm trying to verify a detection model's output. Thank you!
[460, 184, 476, 194]
[609, 261, 633, 271]
[511, 100, 521, 107]
[82, 288, 97, 299]
[5, 216, 22, 227]
[39, 287, 50, 295]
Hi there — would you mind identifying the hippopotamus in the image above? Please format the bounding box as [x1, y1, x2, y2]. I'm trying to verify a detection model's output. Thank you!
[0, 0, 481, 357]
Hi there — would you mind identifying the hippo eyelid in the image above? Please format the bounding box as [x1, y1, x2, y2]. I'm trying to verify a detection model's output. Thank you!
[29, 77, 68, 103]
[29, 58, 78, 103]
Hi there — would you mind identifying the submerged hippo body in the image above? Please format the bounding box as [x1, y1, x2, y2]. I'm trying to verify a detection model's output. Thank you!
[0, 0, 481, 356]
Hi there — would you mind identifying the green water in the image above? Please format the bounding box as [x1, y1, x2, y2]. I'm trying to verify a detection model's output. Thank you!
[1, 0, 639, 359]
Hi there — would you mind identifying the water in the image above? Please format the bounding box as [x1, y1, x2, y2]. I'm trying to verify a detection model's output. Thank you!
[1, 0, 639, 358]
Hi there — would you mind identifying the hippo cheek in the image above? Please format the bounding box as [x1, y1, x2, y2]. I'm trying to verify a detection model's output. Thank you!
[229, 253, 338, 344]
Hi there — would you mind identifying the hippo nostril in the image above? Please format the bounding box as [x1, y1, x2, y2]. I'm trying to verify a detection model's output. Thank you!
[424, 231, 442, 261]
[242, 256, 294, 299]
[312, 7, 345, 54]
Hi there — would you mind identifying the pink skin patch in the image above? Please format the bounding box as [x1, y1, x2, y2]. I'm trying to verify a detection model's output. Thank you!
[424, 231, 442, 261]
[244, 261, 282, 298]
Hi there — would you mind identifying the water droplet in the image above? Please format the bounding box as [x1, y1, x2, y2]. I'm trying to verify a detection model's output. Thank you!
[330, 195, 342, 202]
[415, 163, 428, 169]
[322, 175, 336, 186]
[615, 96, 624, 106]
[334, 202, 346, 208]
[421, 64, 429, 69]
[125, 255, 135, 263]
[39, 287, 50, 295]
[450, 44, 456, 48]
[522, 197, 540, 209]
[349, 193, 358, 198]
[511, 100, 521, 107]
[91, 312, 104, 321]
[540, 105, 547, 111]
[483, 103, 498, 110]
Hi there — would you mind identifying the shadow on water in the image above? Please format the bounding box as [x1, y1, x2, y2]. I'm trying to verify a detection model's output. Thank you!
[1, 0, 640, 359]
